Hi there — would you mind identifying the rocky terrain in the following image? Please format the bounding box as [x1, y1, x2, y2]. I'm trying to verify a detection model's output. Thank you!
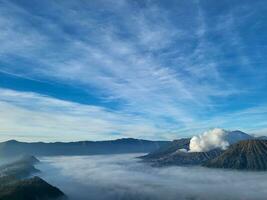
[140, 131, 267, 169]
[140, 138, 190, 160]
[204, 140, 267, 170]
[140, 138, 223, 166]
[150, 149, 223, 166]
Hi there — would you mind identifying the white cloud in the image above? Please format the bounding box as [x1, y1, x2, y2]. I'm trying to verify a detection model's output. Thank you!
[39, 154, 267, 200]
[0, 0, 232, 115]
[0, 0, 266, 140]
[0, 88, 170, 142]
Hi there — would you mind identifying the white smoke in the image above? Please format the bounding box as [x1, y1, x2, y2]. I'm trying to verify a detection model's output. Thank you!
[189, 128, 230, 152]
[177, 148, 188, 153]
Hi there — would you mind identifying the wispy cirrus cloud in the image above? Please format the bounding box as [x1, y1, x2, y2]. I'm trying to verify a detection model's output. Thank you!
[0, 88, 171, 142]
[0, 87, 267, 142]
[0, 0, 266, 141]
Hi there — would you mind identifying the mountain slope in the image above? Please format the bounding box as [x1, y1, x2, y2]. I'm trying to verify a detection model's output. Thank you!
[225, 130, 253, 144]
[0, 138, 169, 157]
[0, 155, 40, 178]
[257, 136, 267, 140]
[0, 176, 65, 200]
[140, 139, 223, 166]
[150, 149, 223, 166]
[140, 138, 190, 160]
[0, 156, 65, 200]
[204, 140, 267, 170]
[141, 130, 253, 166]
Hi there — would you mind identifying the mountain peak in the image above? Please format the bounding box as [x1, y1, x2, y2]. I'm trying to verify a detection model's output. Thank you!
[5, 139, 19, 144]
[204, 140, 267, 170]
[226, 130, 253, 144]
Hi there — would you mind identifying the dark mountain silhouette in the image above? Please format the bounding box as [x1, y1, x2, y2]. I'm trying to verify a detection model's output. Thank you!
[0, 176, 65, 200]
[0, 138, 169, 157]
[0, 156, 65, 200]
[204, 140, 267, 170]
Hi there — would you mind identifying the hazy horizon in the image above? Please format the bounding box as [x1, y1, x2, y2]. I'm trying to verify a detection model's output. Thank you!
[0, 137, 175, 144]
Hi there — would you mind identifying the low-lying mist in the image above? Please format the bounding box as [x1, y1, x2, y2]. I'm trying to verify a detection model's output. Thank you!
[37, 154, 267, 200]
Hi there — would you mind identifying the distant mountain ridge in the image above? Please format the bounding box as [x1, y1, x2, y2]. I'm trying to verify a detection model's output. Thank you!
[0, 138, 170, 157]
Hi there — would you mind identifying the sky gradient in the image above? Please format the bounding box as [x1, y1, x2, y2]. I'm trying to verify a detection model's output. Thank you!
[0, 0, 267, 142]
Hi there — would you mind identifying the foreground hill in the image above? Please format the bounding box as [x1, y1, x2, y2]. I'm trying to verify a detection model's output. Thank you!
[0, 176, 64, 200]
[0, 155, 40, 178]
[0, 138, 169, 157]
[0, 156, 65, 200]
[204, 140, 267, 170]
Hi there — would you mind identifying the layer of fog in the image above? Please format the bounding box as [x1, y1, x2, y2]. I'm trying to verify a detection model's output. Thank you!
[38, 154, 267, 200]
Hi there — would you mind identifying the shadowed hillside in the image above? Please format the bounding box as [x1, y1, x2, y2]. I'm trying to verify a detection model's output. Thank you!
[204, 140, 267, 170]
[0, 156, 65, 200]
[0, 176, 65, 200]
[140, 138, 190, 160]
[0, 155, 40, 178]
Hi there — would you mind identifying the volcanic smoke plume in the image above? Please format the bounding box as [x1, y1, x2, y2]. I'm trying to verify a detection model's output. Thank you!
[189, 128, 229, 152]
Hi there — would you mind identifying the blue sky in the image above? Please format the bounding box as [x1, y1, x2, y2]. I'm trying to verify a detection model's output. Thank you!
[0, 0, 267, 142]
